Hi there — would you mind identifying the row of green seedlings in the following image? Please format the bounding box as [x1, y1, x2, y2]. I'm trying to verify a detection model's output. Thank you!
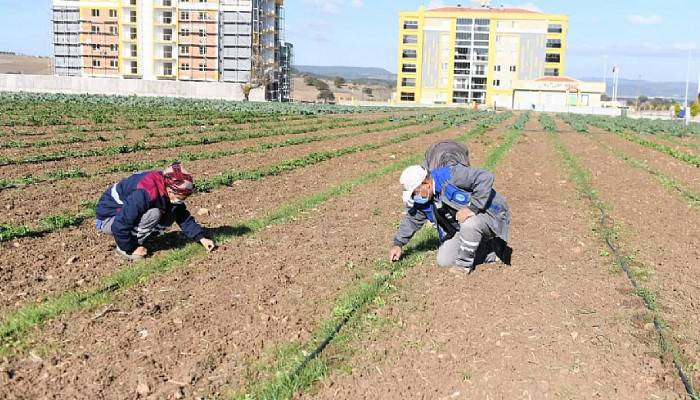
[538, 113, 557, 133]
[0, 110, 335, 141]
[556, 113, 590, 133]
[547, 128, 699, 400]
[0, 110, 480, 242]
[558, 115, 699, 208]
[0, 109, 489, 355]
[231, 111, 521, 399]
[0, 113, 354, 149]
[0, 93, 403, 127]
[0, 114, 405, 167]
[0, 112, 451, 191]
[580, 115, 700, 168]
[0, 110, 314, 138]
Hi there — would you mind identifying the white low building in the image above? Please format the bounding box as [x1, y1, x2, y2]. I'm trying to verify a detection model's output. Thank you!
[510, 76, 606, 112]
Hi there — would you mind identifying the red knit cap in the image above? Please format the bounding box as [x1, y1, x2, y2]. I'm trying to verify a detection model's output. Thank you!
[163, 162, 194, 196]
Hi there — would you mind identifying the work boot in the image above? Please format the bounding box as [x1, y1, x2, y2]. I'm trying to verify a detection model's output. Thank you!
[114, 247, 144, 262]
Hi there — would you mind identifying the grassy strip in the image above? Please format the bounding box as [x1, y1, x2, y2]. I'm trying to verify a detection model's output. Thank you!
[0, 115, 399, 167]
[479, 112, 527, 171]
[547, 129, 699, 400]
[557, 113, 590, 133]
[657, 134, 700, 151]
[229, 114, 514, 399]
[595, 139, 700, 208]
[555, 114, 699, 208]
[538, 113, 557, 133]
[0, 114, 468, 355]
[0, 116, 423, 191]
[619, 131, 700, 168]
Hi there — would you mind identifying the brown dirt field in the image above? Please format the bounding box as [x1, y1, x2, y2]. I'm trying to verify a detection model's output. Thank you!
[561, 133, 700, 387]
[0, 119, 504, 399]
[591, 128, 700, 193]
[303, 132, 683, 399]
[0, 118, 471, 311]
[0, 113, 395, 161]
[0, 55, 51, 75]
[0, 120, 418, 224]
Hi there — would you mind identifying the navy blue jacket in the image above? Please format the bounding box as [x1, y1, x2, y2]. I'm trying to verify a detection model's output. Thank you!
[96, 170, 205, 253]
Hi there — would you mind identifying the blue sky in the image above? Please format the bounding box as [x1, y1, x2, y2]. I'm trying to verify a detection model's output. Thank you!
[1, 0, 698, 82]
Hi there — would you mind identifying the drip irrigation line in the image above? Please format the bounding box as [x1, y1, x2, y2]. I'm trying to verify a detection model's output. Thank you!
[291, 314, 352, 379]
[586, 189, 698, 400]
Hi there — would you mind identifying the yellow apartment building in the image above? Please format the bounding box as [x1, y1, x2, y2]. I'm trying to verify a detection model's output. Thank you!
[396, 5, 568, 107]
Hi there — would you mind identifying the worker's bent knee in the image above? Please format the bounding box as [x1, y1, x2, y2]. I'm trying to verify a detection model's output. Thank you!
[436, 247, 457, 268]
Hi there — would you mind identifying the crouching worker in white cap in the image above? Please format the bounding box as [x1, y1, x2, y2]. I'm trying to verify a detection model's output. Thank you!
[95, 162, 216, 262]
[389, 162, 512, 273]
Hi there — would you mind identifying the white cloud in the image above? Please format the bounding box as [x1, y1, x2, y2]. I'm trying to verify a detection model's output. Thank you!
[502, 2, 542, 12]
[302, 0, 344, 15]
[569, 41, 698, 58]
[627, 15, 662, 25]
[351, 0, 364, 7]
[427, 0, 446, 9]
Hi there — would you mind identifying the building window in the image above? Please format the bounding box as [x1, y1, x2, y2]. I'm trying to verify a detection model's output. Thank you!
[454, 62, 470, 75]
[131, 44, 138, 57]
[180, 11, 189, 20]
[548, 24, 563, 33]
[130, 10, 137, 23]
[403, 20, 418, 29]
[110, 60, 118, 68]
[546, 53, 561, 63]
[163, 11, 172, 24]
[401, 78, 416, 87]
[91, 25, 100, 33]
[400, 92, 415, 101]
[544, 68, 560, 77]
[546, 39, 562, 48]
[90, 43, 100, 51]
[198, 63, 206, 72]
[131, 61, 138, 74]
[180, 45, 190, 54]
[110, 44, 118, 51]
[163, 45, 173, 58]
[403, 35, 417, 44]
[109, 26, 118, 35]
[402, 49, 417, 59]
[92, 59, 101, 67]
[198, 29, 207, 37]
[91, 9, 100, 17]
[163, 28, 173, 41]
[492, 79, 500, 87]
[181, 63, 190, 71]
[163, 62, 173, 75]
[130, 27, 137, 39]
[494, 65, 501, 72]
[109, 9, 117, 18]
[509, 65, 516, 72]
[180, 28, 190, 36]
[163, 0, 172, 6]
[199, 12, 207, 21]
[199, 46, 206, 56]
[402, 63, 416, 73]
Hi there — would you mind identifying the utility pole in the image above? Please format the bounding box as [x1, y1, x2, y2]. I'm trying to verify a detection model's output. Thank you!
[635, 74, 641, 114]
[603, 55, 608, 96]
[684, 50, 691, 125]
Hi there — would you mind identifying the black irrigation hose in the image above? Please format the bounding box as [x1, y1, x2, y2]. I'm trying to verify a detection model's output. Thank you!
[291, 314, 353, 379]
[589, 196, 698, 399]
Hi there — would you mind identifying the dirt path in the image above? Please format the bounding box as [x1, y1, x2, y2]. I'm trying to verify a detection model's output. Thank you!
[0, 122, 502, 399]
[304, 131, 682, 399]
[560, 133, 700, 388]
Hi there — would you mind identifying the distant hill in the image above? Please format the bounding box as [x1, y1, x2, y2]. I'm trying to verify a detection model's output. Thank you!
[294, 65, 396, 82]
[0, 53, 51, 75]
[580, 77, 700, 100]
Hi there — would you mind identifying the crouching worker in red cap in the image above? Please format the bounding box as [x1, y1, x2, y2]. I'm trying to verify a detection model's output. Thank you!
[95, 162, 216, 262]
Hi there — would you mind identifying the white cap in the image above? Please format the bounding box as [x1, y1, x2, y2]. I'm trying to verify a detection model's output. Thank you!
[400, 165, 428, 207]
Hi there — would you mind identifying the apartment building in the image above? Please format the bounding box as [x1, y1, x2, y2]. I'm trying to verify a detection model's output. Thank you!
[396, 5, 568, 107]
[52, 0, 292, 101]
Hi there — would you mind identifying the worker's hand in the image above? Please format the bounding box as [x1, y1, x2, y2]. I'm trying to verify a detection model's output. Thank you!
[133, 246, 148, 257]
[389, 245, 402, 262]
[456, 208, 475, 223]
[200, 238, 217, 252]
